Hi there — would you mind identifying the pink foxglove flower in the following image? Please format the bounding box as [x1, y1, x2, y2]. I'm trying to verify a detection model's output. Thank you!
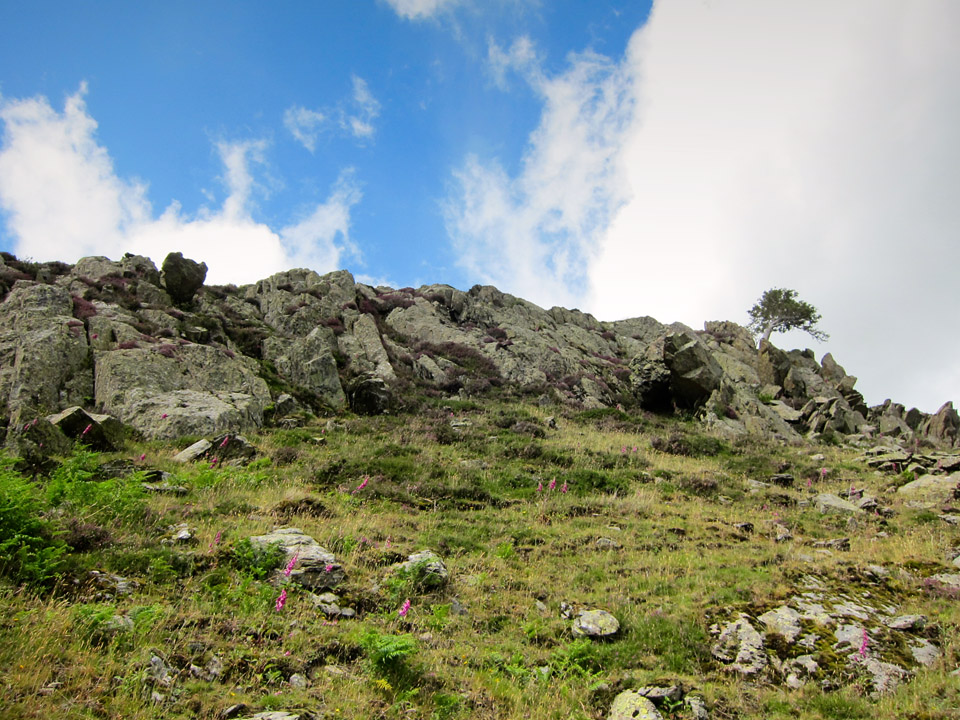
[284, 552, 299, 577]
[353, 476, 369, 494]
[82, 424, 92, 436]
[560, 481, 568, 493]
[211, 530, 222, 548]
[856, 628, 869, 661]
[161, 413, 168, 419]
[139, 453, 146, 462]
[549, 478, 556, 491]
[325, 564, 334, 572]
[820, 467, 828, 480]
[537, 480, 543, 493]
[209, 457, 218, 468]
[398, 598, 410, 617]
[219, 436, 230, 448]
[275, 588, 287, 612]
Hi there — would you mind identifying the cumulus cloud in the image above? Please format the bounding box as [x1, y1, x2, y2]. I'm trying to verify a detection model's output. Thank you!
[283, 106, 326, 152]
[444, 37, 637, 309]
[445, 1, 960, 411]
[384, 0, 458, 21]
[587, 0, 960, 411]
[0, 85, 361, 285]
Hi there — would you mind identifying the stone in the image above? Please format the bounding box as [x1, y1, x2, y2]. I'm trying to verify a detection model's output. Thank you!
[173, 439, 213, 462]
[909, 638, 941, 667]
[758, 606, 803, 642]
[571, 609, 620, 639]
[264, 328, 346, 410]
[348, 373, 391, 414]
[606, 691, 663, 720]
[248, 527, 345, 590]
[45, 406, 122, 451]
[769, 473, 794, 487]
[94, 344, 270, 440]
[886, 615, 926, 631]
[712, 614, 767, 675]
[685, 696, 709, 720]
[815, 493, 863, 514]
[896, 474, 960, 503]
[858, 658, 912, 695]
[395, 550, 449, 589]
[161, 252, 207, 304]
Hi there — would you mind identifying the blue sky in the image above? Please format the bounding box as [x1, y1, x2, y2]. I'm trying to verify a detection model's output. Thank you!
[1, 1, 959, 413]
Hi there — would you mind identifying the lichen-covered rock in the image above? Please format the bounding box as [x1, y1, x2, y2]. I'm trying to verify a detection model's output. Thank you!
[815, 493, 863, 514]
[160, 252, 207, 304]
[0, 283, 92, 423]
[758, 606, 803, 642]
[606, 691, 663, 720]
[572, 609, 620, 639]
[263, 328, 345, 409]
[94, 344, 269, 439]
[248, 527, 345, 590]
[395, 550, 449, 589]
[712, 614, 767, 676]
[45, 406, 123, 451]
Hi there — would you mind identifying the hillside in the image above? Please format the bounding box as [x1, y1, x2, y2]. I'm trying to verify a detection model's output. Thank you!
[0, 252, 958, 720]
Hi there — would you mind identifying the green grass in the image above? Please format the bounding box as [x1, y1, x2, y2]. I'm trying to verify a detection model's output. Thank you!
[0, 399, 957, 719]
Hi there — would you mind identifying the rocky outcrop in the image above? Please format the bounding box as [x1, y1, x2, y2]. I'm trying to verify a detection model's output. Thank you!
[0, 250, 955, 448]
[94, 344, 270, 440]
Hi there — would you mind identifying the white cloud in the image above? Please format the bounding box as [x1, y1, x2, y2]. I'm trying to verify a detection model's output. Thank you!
[342, 76, 381, 140]
[384, 0, 458, 21]
[0, 85, 362, 285]
[444, 37, 637, 309]
[487, 36, 539, 89]
[283, 106, 326, 152]
[447, 1, 960, 411]
[588, 0, 960, 411]
[284, 75, 380, 148]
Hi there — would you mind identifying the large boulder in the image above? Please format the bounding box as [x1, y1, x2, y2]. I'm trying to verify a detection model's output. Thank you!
[94, 344, 269, 439]
[161, 252, 207, 305]
[263, 328, 346, 410]
[0, 283, 92, 424]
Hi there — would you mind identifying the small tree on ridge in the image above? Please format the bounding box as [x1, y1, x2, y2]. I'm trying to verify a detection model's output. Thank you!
[747, 288, 828, 343]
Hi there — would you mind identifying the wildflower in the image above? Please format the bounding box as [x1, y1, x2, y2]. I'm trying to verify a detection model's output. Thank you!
[91, 333, 98, 339]
[398, 598, 410, 617]
[621, 446, 627, 454]
[807, 478, 812, 488]
[537, 480, 543, 493]
[352, 476, 369, 494]
[161, 413, 168, 419]
[632, 446, 638, 453]
[561, 481, 568, 493]
[275, 588, 287, 612]
[284, 552, 299, 577]
[81, 423, 92, 436]
[209, 457, 219, 468]
[139, 453, 146, 462]
[219, 436, 230, 448]
[549, 478, 557, 491]
[210, 530, 222, 549]
[856, 628, 869, 661]
[384, 537, 391, 549]
[325, 564, 334, 572]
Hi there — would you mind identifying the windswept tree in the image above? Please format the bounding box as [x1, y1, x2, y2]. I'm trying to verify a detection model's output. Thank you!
[747, 288, 828, 343]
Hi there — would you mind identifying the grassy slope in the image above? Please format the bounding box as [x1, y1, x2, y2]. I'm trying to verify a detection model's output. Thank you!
[0, 399, 957, 720]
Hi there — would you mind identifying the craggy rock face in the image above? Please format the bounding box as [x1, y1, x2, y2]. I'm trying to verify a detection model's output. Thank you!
[0, 250, 955, 448]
